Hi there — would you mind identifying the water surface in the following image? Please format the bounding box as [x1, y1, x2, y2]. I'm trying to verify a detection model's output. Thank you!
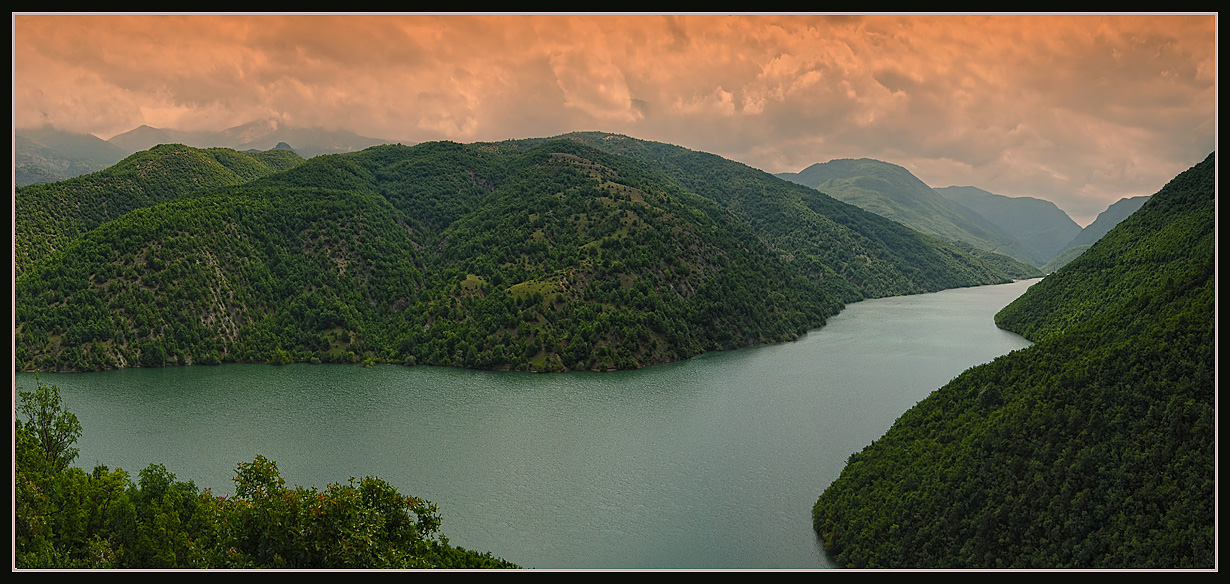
[16, 279, 1037, 569]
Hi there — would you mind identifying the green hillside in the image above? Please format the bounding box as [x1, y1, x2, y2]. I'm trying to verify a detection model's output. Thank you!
[16, 136, 1039, 374]
[16, 140, 832, 372]
[1064, 195, 1152, 249]
[1039, 244, 1092, 274]
[811, 152, 1215, 568]
[556, 133, 1040, 295]
[15, 144, 306, 276]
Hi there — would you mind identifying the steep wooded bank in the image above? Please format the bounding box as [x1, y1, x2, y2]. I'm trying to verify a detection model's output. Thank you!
[1041, 195, 1154, 272]
[812, 152, 1215, 568]
[16, 136, 1030, 373]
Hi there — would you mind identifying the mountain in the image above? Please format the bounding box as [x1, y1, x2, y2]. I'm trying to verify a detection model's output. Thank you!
[16, 135, 1035, 374]
[16, 140, 828, 372]
[812, 152, 1215, 568]
[107, 119, 389, 158]
[1038, 244, 1091, 274]
[1039, 195, 1153, 273]
[559, 133, 1042, 288]
[933, 186, 1082, 264]
[778, 159, 1045, 267]
[1064, 195, 1152, 249]
[104, 124, 196, 153]
[14, 144, 306, 277]
[14, 126, 129, 186]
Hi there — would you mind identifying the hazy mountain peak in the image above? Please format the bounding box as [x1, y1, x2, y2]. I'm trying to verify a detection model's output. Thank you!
[777, 157, 1044, 267]
[933, 185, 1082, 264]
[102, 119, 387, 158]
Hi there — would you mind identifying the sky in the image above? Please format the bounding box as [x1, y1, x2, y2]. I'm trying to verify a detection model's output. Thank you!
[13, 14, 1217, 225]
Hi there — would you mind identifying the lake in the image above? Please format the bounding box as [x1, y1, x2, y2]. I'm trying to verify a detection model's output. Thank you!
[14, 279, 1038, 569]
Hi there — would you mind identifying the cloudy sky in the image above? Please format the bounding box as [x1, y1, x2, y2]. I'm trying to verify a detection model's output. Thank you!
[13, 14, 1216, 225]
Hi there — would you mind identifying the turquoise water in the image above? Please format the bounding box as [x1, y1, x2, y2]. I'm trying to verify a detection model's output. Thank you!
[16, 279, 1037, 569]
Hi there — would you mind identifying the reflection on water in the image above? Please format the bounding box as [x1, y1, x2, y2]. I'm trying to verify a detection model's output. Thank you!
[16, 279, 1036, 569]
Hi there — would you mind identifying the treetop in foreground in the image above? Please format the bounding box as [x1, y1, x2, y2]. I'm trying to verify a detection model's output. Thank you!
[15, 379, 517, 569]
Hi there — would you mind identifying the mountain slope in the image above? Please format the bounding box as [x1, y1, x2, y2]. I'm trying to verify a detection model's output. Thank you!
[1064, 195, 1152, 249]
[14, 144, 306, 277]
[16, 135, 1053, 375]
[15, 140, 837, 373]
[556, 133, 1040, 296]
[779, 159, 1044, 267]
[15, 127, 129, 186]
[933, 186, 1082, 264]
[811, 152, 1215, 568]
[1041, 195, 1153, 272]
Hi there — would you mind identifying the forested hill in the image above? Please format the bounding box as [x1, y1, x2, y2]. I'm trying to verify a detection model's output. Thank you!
[15, 144, 306, 276]
[16, 140, 822, 372]
[553, 132, 1041, 292]
[811, 152, 1215, 568]
[17, 137, 1033, 374]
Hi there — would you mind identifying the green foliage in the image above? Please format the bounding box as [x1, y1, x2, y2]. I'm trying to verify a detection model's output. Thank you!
[14, 143, 306, 276]
[12, 381, 517, 569]
[16, 378, 82, 473]
[16, 135, 1034, 374]
[555, 132, 1029, 297]
[812, 153, 1215, 568]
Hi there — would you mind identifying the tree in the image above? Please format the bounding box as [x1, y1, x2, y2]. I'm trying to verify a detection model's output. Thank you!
[16, 378, 83, 473]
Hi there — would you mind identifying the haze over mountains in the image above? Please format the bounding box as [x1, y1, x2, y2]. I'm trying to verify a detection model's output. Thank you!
[14, 126, 130, 186]
[932, 186, 1083, 263]
[778, 158, 1154, 271]
[107, 119, 389, 158]
[777, 159, 1043, 266]
[14, 121, 388, 186]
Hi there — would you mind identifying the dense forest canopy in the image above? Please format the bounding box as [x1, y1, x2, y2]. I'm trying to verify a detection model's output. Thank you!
[812, 152, 1215, 569]
[15, 135, 1033, 374]
[15, 144, 305, 277]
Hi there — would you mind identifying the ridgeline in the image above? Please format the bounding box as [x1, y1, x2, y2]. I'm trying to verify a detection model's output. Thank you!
[17, 135, 1033, 373]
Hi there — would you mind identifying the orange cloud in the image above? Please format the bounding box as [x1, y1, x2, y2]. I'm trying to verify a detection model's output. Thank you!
[14, 14, 1214, 222]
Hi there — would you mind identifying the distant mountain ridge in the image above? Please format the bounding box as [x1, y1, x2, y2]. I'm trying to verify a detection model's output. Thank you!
[1063, 195, 1152, 249]
[106, 119, 390, 158]
[14, 121, 389, 186]
[933, 185, 1083, 264]
[777, 158, 1045, 267]
[14, 127, 129, 186]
